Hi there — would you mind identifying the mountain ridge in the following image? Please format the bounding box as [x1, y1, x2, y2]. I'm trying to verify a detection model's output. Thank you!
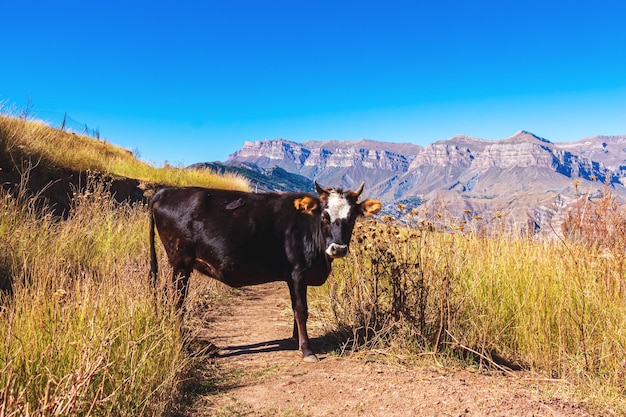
[213, 131, 626, 235]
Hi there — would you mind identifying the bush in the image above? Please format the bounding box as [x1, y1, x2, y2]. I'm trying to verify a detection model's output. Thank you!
[311, 203, 626, 412]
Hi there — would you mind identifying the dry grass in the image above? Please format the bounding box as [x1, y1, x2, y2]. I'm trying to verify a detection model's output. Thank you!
[0, 178, 191, 415]
[0, 112, 242, 415]
[5, 107, 626, 413]
[0, 112, 249, 191]
[311, 195, 626, 414]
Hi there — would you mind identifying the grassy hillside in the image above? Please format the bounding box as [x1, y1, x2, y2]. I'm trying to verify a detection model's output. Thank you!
[0, 114, 245, 415]
[0, 113, 249, 190]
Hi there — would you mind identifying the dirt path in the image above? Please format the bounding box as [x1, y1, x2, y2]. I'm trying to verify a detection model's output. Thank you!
[182, 282, 595, 417]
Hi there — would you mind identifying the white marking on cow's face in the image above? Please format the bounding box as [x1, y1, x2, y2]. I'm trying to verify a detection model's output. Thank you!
[325, 191, 351, 222]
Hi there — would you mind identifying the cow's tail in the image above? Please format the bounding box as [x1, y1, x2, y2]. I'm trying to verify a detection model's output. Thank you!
[148, 199, 158, 290]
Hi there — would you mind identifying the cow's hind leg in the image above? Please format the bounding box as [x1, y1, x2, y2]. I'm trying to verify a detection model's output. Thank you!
[172, 266, 192, 314]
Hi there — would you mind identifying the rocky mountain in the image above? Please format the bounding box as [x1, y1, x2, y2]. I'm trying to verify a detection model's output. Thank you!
[212, 131, 626, 236]
[189, 161, 314, 193]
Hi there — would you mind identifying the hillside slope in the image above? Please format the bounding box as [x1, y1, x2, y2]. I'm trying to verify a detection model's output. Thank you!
[0, 115, 248, 215]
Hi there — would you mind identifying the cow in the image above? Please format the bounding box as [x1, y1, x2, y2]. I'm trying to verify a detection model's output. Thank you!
[148, 182, 381, 362]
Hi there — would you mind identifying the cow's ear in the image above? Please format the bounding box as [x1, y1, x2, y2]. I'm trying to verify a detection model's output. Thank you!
[359, 199, 382, 217]
[294, 196, 318, 215]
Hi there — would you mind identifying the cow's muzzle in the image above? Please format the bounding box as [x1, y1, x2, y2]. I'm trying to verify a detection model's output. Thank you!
[326, 243, 348, 258]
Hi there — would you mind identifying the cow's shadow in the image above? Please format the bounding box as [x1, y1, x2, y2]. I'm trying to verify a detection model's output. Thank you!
[216, 338, 296, 358]
[186, 328, 351, 360]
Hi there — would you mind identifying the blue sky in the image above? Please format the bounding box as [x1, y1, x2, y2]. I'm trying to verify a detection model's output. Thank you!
[2, 0, 625, 166]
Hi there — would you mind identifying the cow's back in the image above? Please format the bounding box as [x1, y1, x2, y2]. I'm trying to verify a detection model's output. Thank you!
[151, 187, 327, 286]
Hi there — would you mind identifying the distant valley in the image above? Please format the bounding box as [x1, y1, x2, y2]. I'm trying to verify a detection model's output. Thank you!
[193, 131, 626, 236]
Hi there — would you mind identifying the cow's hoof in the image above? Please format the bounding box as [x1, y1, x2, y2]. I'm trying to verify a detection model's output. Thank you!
[302, 353, 319, 363]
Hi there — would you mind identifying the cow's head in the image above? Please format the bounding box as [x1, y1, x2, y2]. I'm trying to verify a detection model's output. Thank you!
[313, 181, 381, 258]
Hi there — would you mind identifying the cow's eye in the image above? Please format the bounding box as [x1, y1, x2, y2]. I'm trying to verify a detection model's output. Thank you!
[322, 212, 330, 223]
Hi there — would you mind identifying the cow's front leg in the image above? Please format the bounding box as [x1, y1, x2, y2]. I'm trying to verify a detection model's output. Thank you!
[288, 275, 318, 362]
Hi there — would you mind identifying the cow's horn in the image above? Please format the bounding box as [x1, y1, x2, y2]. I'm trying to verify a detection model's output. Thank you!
[354, 182, 365, 198]
[314, 181, 326, 195]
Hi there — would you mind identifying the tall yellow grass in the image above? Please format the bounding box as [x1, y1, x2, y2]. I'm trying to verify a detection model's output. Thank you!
[0, 112, 246, 415]
[0, 179, 187, 416]
[311, 197, 626, 414]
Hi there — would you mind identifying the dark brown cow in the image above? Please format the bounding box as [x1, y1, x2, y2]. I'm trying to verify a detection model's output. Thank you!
[149, 182, 381, 361]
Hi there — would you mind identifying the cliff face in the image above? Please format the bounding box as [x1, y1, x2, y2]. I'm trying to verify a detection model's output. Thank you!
[232, 139, 419, 173]
[222, 131, 626, 236]
[409, 139, 479, 169]
[227, 131, 618, 190]
[462, 132, 607, 181]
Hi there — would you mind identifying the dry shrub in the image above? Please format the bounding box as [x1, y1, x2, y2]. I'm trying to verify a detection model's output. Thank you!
[563, 183, 626, 252]
[311, 214, 454, 355]
[312, 201, 626, 413]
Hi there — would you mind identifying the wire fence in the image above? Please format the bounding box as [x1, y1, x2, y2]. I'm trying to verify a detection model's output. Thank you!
[0, 102, 101, 139]
[37, 110, 100, 139]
